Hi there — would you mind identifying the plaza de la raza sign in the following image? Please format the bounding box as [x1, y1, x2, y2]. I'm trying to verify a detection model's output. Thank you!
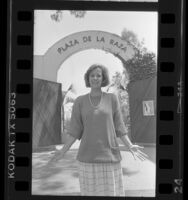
[34, 30, 135, 82]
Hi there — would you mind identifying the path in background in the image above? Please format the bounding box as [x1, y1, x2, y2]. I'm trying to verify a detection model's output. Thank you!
[32, 143, 156, 197]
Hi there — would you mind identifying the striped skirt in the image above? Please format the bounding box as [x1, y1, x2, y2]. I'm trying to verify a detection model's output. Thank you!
[77, 161, 125, 196]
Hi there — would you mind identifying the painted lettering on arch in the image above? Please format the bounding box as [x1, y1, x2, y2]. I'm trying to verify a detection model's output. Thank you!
[109, 39, 127, 52]
[57, 39, 79, 54]
[56, 32, 131, 57]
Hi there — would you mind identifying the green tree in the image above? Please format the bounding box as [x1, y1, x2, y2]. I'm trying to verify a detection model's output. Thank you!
[50, 10, 86, 22]
[111, 71, 122, 87]
[107, 71, 131, 136]
[121, 28, 157, 81]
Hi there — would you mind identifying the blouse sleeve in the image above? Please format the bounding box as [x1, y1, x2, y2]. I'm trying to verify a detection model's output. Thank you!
[67, 96, 83, 140]
[112, 93, 128, 137]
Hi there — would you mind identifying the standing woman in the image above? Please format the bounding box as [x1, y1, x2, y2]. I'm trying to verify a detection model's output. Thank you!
[49, 64, 148, 196]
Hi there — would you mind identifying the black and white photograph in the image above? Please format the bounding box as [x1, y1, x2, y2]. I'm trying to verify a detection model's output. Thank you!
[32, 10, 158, 197]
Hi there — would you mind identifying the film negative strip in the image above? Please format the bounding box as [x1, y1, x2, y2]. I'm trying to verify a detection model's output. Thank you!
[5, 0, 185, 199]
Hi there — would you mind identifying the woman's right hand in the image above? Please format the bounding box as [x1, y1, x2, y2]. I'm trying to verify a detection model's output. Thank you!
[46, 135, 76, 167]
[47, 150, 65, 165]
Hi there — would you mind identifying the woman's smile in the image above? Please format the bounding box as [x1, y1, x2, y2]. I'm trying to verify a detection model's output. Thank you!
[89, 68, 103, 88]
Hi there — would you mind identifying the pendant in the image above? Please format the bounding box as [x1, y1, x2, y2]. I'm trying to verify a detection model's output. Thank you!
[89, 92, 103, 109]
[94, 108, 99, 114]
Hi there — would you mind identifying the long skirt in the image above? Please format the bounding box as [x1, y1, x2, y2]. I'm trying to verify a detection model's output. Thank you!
[77, 161, 125, 196]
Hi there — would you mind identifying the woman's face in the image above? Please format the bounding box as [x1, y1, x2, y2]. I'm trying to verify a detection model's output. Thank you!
[89, 67, 103, 89]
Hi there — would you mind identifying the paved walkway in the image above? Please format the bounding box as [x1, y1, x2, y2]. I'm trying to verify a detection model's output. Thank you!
[32, 143, 156, 197]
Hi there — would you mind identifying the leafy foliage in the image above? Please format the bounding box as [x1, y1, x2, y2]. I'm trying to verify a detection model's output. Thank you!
[50, 10, 86, 22]
[121, 28, 157, 82]
[107, 71, 131, 135]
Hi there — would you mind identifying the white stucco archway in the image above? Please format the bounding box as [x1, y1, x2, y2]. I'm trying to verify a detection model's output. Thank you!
[34, 30, 135, 82]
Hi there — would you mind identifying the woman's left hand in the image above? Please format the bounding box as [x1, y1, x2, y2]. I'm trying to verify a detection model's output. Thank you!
[128, 145, 149, 161]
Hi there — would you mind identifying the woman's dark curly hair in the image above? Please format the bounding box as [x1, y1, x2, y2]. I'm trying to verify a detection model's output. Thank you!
[84, 64, 110, 88]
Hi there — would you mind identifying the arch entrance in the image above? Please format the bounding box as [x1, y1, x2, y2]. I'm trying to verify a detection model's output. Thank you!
[34, 30, 135, 81]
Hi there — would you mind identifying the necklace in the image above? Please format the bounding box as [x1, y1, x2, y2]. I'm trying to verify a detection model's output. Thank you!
[89, 92, 103, 109]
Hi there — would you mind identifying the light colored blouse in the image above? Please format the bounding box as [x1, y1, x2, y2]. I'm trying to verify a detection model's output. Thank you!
[67, 92, 127, 163]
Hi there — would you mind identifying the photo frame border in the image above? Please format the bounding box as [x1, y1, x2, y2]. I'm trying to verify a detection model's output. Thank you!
[5, 0, 185, 199]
